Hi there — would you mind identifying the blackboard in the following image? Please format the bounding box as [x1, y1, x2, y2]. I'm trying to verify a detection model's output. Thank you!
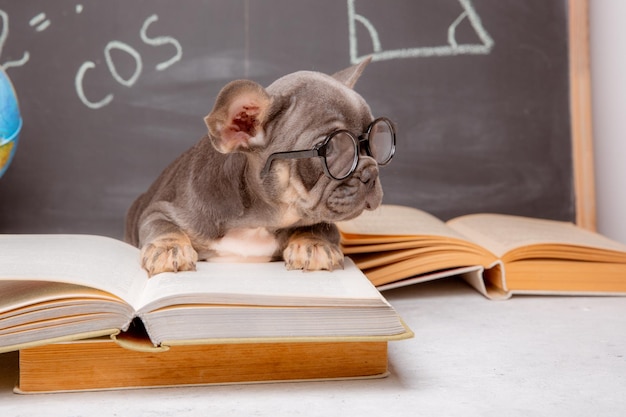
[0, 0, 594, 239]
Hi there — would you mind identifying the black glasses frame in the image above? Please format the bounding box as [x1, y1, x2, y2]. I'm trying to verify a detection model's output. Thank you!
[260, 117, 395, 180]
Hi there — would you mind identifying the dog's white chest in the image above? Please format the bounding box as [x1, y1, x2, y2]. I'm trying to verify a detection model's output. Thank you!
[209, 227, 279, 262]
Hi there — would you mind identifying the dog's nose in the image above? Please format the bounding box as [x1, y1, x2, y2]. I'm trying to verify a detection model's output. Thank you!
[359, 165, 378, 188]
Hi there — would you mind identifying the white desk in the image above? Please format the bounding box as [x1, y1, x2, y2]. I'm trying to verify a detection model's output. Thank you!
[1, 278, 625, 416]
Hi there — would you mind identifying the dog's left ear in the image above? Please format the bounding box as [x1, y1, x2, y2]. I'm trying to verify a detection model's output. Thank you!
[205, 80, 271, 154]
[331, 56, 372, 89]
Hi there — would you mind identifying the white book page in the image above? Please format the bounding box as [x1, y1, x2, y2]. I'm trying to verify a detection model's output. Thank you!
[136, 258, 387, 313]
[0, 235, 148, 308]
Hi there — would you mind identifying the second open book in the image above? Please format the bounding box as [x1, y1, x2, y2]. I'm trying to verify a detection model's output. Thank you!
[338, 205, 626, 299]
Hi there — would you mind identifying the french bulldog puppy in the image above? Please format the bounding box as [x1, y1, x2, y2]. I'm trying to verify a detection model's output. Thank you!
[124, 58, 394, 276]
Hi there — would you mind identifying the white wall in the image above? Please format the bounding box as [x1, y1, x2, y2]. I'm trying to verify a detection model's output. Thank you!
[590, 2, 626, 244]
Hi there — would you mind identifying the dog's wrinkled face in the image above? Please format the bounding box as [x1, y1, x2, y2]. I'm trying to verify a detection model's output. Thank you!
[204, 60, 385, 229]
[261, 71, 384, 224]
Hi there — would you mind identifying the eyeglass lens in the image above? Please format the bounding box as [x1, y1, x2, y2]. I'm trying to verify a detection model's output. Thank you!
[323, 118, 394, 179]
[368, 119, 394, 165]
[325, 131, 358, 179]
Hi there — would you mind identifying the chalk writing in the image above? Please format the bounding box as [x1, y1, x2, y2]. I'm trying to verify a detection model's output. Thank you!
[0, 10, 30, 70]
[29, 13, 50, 32]
[139, 14, 182, 71]
[348, 0, 494, 64]
[75, 13, 182, 109]
[1, 6, 85, 70]
[0, 7, 182, 109]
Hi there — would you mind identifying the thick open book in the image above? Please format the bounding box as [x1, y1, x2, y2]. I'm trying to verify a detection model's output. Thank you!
[0, 234, 410, 355]
[338, 205, 626, 299]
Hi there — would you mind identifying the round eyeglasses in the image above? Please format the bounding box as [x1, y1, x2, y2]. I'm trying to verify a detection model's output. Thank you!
[260, 117, 396, 180]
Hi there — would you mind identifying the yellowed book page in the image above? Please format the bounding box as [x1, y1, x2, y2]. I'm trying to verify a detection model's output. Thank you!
[337, 204, 468, 241]
[351, 248, 438, 270]
[350, 244, 491, 270]
[364, 251, 492, 286]
[0, 281, 133, 354]
[0, 235, 147, 308]
[342, 237, 485, 255]
[0, 281, 123, 314]
[447, 213, 626, 259]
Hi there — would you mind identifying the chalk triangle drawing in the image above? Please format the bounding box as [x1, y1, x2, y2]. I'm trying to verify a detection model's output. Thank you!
[348, 0, 494, 64]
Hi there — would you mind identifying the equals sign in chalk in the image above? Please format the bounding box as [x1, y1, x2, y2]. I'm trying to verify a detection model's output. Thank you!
[29, 13, 51, 32]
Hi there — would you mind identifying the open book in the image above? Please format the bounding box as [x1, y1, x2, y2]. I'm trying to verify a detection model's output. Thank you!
[337, 205, 626, 299]
[0, 234, 410, 354]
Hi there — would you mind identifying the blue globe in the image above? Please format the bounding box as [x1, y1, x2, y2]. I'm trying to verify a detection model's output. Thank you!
[0, 69, 22, 178]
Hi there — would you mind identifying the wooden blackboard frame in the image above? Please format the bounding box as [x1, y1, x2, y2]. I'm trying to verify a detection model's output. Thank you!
[569, 0, 596, 230]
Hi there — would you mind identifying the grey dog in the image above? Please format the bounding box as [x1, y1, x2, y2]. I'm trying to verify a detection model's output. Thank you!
[124, 58, 395, 276]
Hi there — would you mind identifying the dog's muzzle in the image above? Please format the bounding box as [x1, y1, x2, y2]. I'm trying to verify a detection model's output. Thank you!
[326, 164, 383, 217]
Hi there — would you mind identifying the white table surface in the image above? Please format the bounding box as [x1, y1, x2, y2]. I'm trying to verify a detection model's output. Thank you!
[1, 277, 625, 417]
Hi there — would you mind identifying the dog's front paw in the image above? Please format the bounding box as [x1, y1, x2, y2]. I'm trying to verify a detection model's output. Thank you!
[141, 235, 198, 277]
[283, 235, 344, 272]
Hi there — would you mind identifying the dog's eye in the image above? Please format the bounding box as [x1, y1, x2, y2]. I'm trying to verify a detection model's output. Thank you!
[325, 132, 357, 179]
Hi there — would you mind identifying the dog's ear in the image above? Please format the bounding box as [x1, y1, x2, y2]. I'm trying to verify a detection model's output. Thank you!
[331, 56, 372, 89]
[204, 80, 271, 154]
